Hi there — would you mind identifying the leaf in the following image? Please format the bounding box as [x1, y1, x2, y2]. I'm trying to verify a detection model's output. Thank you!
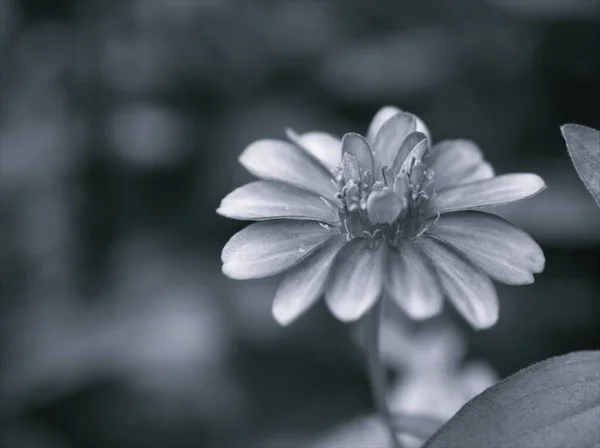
[561, 124, 600, 207]
[423, 351, 600, 448]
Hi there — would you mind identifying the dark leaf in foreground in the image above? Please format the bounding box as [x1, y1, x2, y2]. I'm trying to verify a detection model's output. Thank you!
[561, 124, 600, 206]
[423, 351, 600, 448]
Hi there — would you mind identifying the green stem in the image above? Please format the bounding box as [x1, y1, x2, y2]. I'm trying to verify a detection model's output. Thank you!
[364, 299, 403, 448]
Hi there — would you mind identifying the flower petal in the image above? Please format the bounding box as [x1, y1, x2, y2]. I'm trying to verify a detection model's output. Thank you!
[385, 240, 444, 320]
[392, 131, 428, 173]
[286, 129, 342, 171]
[366, 105, 402, 144]
[217, 180, 340, 224]
[417, 236, 499, 329]
[461, 161, 495, 185]
[342, 132, 374, 175]
[367, 106, 431, 144]
[222, 220, 333, 280]
[272, 236, 346, 325]
[373, 112, 417, 175]
[325, 239, 385, 322]
[429, 140, 495, 190]
[426, 173, 546, 216]
[427, 211, 545, 285]
[341, 152, 361, 183]
[239, 139, 338, 199]
[398, 133, 429, 176]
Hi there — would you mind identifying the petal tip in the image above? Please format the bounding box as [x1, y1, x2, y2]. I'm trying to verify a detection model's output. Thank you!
[272, 305, 295, 326]
[467, 306, 499, 330]
[513, 275, 535, 286]
[533, 256, 546, 274]
[327, 305, 366, 323]
[326, 290, 380, 323]
[216, 205, 227, 217]
[403, 303, 443, 321]
[222, 262, 255, 280]
[237, 139, 277, 168]
[237, 143, 254, 168]
[221, 263, 236, 279]
[528, 173, 547, 191]
[474, 317, 498, 330]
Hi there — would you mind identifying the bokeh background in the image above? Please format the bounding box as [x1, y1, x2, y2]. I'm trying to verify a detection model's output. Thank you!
[1, 0, 599, 447]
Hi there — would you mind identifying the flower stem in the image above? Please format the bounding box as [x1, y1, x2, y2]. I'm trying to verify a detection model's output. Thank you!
[363, 299, 403, 448]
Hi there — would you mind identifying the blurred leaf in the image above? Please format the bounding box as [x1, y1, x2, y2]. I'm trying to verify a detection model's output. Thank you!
[423, 351, 600, 448]
[561, 124, 600, 207]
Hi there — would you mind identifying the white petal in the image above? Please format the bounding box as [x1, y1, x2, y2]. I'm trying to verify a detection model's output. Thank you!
[461, 161, 495, 185]
[325, 239, 385, 322]
[428, 140, 494, 190]
[427, 173, 547, 216]
[417, 236, 499, 329]
[286, 129, 342, 171]
[239, 139, 338, 199]
[398, 133, 429, 176]
[415, 115, 432, 142]
[427, 211, 545, 285]
[341, 152, 361, 183]
[366, 105, 402, 144]
[217, 181, 340, 223]
[385, 240, 444, 320]
[392, 131, 428, 173]
[367, 106, 431, 144]
[342, 132, 374, 174]
[272, 236, 346, 325]
[373, 112, 417, 175]
[222, 220, 333, 280]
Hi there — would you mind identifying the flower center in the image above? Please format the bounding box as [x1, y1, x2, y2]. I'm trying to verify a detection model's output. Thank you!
[331, 157, 436, 248]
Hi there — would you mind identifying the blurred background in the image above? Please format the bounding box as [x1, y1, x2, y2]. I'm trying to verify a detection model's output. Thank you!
[0, 0, 599, 447]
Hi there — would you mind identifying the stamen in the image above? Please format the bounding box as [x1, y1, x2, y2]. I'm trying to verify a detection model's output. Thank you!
[362, 228, 382, 240]
[343, 219, 353, 241]
[416, 190, 429, 200]
[382, 166, 395, 187]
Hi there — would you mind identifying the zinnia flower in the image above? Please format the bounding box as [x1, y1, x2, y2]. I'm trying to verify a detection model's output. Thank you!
[218, 106, 546, 328]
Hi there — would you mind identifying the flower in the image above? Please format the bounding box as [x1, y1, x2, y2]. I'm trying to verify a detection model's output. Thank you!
[382, 317, 498, 428]
[218, 106, 546, 328]
[310, 318, 498, 448]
